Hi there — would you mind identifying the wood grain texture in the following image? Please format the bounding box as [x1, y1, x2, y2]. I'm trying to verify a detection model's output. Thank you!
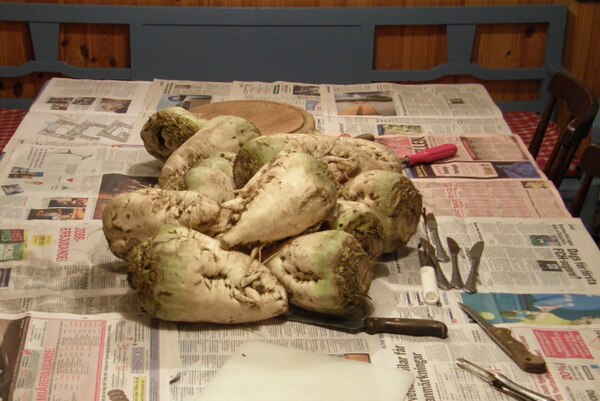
[0, 0, 597, 105]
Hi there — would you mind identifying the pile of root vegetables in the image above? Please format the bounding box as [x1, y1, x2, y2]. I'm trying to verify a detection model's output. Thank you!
[102, 107, 423, 324]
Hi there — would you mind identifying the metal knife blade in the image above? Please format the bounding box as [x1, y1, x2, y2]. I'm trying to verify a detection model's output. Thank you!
[463, 240, 484, 293]
[447, 237, 463, 289]
[458, 303, 547, 373]
[421, 238, 452, 290]
[425, 213, 450, 262]
[285, 306, 448, 338]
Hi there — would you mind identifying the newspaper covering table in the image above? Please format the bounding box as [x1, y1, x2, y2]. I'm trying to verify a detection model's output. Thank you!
[0, 78, 598, 401]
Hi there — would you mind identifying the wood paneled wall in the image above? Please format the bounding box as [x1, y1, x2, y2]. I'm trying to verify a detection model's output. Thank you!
[1, 0, 599, 106]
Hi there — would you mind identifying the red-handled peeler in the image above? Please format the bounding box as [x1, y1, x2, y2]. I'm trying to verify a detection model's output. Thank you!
[401, 143, 458, 168]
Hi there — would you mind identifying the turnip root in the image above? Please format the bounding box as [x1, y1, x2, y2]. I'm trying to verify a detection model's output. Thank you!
[199, 152, 236, 178]
[324, 200, 385, 260]
[340, 170, 422, 253]
[140, 107, 205, 161]
[102, 188, 222, 259]
[265, 230, 373, 317]
[159, 115, 260, 190]
[128, 225, 288, 323]
[232, 133, 402, 188]
[184, 166, 235, 203]
[218, 151, 337, 250]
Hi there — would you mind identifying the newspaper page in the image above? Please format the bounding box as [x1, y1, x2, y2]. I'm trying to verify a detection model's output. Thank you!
[141, 79, 237, 112]
[320, 115, 513, 137]
[28, 78, 151, 117]
[414, 179, 570, 219]
[379, 216, 600, 297]
[231, 81, 323, 115]
[395, 135, 545, 179]
[320, 83, 503, 118]
[0, 311, 176, 401]
[371, 322, 600, 401]
[170, 321, 377, 401]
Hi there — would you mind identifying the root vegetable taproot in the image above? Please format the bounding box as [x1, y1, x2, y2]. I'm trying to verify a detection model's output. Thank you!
[265, 230, 373, 317]
[128, 225, 288, 323]
[340, 170, 422, 253]
[140, 107, 205, 161]
[324, 200, 385, 260]
[218, 151, 337, 250]
[159, 115, 260, 190]
[184, 166, 235, 203]
[232, 134, 401, 188]
[102, 187, 222, 259]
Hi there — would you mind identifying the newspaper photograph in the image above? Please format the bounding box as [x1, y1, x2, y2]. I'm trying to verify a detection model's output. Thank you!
[28, 78, 152, 117]
[0, 311, 175, 401]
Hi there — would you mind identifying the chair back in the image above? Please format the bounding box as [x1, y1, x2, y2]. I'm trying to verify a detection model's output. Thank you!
[527, 72, 599, 188]
[569, 144, 600, 218]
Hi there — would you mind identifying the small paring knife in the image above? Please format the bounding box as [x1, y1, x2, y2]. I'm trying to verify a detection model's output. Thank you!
[458, 303, 547, 373]
[464, 241, 485, 293]
[447, 237, 464, 289]
[285, 306, 448, 339]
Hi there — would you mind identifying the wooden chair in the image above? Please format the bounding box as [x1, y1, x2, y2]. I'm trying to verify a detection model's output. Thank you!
[527, 72, 599, 188]
[569, 144, 600, 215]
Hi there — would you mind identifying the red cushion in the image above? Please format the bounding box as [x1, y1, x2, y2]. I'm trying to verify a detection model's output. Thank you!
[503, 111, 579, 177]
[0, 109, 27, 152]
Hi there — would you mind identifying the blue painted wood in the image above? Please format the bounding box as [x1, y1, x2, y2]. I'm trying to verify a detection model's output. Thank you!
[0, 2, 568, 111]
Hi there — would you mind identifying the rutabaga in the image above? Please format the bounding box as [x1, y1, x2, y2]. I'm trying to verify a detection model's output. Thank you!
[128, 225, 288, 323]
[265, 230, 373, 317]
[159, 115, 260, 190]
[102, 188, 222, 259]
[218, 151, 337, 250]
[340, 170, 422, 253]
[184, 165, 235, 204]
[232, 133, 402, 189]
[140, 106, 206, 161]
[325, 200, 385, 260]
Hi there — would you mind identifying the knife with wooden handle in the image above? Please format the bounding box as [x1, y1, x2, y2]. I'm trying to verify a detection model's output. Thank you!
[285, 306, 448, 338]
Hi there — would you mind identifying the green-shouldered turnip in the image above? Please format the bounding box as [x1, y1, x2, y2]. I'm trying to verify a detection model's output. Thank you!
[102, 188, 222, 259]
[128, 225, 288, 323]
[324, 200, 385, 260]
[159, 115, 260, 190]
[232, 133, 401, 188]
[140, 107, 205, 161]
[265, 230, 373, 317]
[340, 170, 422, 253]
[218, 150, 337, 250]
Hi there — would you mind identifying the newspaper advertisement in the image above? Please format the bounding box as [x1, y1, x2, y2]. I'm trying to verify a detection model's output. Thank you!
[321, 115, 513, 137]
[320, 83, 503, 118]
[28, 78, 151, 117]
[0, 311, 176, 401]
[414, 179, 570, 219]
[380, 216, 600, 296]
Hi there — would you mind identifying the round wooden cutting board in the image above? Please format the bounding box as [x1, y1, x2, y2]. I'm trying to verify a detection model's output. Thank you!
[190, 100, 315, 135]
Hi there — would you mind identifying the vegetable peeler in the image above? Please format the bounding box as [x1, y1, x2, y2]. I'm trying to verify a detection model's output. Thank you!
[456, 358, 555, 401]
[401, 143, 458, 168]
